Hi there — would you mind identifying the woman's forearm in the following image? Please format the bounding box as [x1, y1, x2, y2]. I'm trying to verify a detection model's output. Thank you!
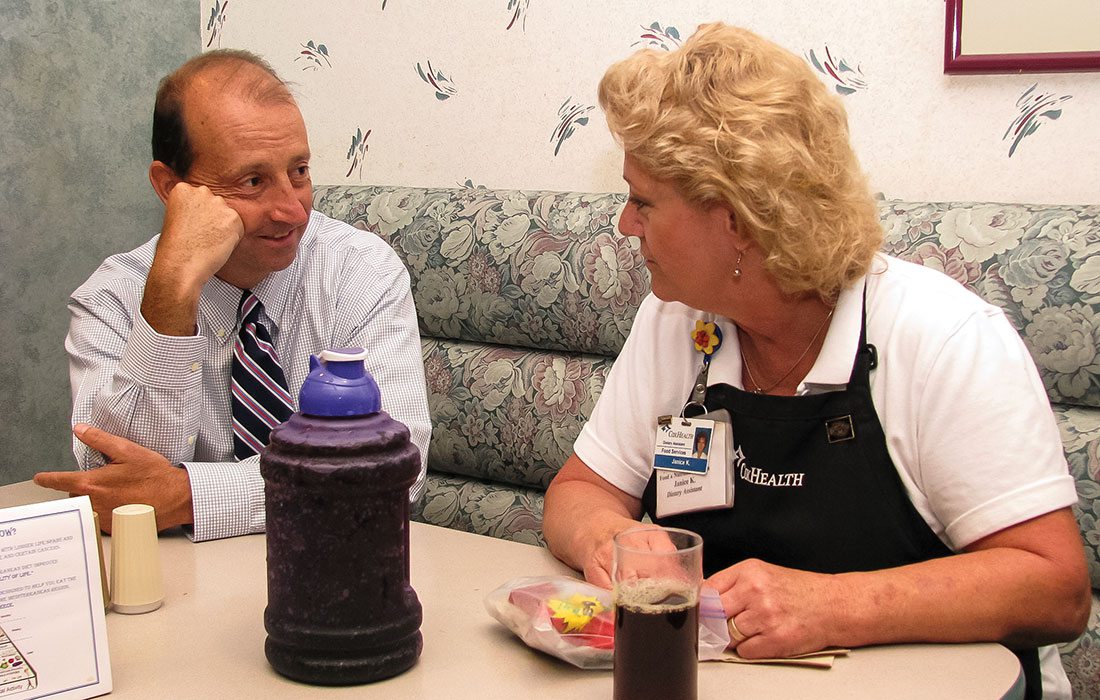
[832, 509, 1089, 649]
[543, 454, 642, 577]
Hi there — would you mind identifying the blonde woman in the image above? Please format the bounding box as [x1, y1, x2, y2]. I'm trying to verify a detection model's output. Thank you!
[543, 23, 1088, 699]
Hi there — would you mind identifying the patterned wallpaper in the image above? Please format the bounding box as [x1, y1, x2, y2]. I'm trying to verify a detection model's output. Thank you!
[202, 1, 1094, 205]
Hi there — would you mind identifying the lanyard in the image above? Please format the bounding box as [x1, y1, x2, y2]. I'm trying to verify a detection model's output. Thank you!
[683, 320, 722, 416]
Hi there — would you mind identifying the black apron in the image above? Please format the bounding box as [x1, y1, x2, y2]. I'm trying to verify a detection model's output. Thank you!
[640, 303, 1042, 699]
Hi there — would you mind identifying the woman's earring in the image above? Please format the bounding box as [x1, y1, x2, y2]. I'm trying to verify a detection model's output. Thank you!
[733, 251, 743, 278]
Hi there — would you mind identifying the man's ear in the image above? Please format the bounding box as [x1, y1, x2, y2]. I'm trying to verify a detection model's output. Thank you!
[148, 161, 181, 204]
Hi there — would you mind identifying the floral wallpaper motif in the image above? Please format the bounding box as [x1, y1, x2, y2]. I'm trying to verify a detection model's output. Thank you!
[295, 40, 331, 71]
[506, 0, 531, 31]
[552, 98, 594, 156]
[195, 0, 1099, 202]
[806, 46, 867, 95]
[345, 128, 371, 178]
[633, 22, 682, 51]
[205, 0, 228, 48]
[1004, 83, 1072, 158]
[416, 60, 458, 100]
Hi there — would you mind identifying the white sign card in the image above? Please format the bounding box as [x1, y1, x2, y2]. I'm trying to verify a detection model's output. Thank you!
[0, 497, 110, 699]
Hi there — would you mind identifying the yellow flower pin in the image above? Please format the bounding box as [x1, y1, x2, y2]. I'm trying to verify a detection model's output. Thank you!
[692, 320, 721, 355]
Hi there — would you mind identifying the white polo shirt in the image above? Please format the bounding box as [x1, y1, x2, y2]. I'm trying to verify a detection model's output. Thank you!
[575, 254, 1076, 698]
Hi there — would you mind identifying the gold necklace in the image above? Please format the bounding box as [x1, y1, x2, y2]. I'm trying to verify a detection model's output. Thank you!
[740, 306, 835, 394]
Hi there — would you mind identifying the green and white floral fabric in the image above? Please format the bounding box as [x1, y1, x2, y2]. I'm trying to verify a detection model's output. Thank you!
[315, 186, 1100, 696]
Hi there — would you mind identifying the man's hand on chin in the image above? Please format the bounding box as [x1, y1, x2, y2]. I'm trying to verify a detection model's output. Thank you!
[34, 424, 194, 534]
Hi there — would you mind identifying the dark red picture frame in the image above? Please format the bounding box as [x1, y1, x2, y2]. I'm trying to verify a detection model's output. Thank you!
[944, 0, 1100, 74]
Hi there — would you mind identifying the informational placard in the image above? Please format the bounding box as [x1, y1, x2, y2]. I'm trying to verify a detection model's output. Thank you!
[0, 497, 110, 699]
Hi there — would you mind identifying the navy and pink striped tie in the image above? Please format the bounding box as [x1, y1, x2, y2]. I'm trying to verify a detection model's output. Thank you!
[231, 291, 293, 459]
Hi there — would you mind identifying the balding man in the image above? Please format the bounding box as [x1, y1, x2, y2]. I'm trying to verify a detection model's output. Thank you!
[35, 50, 431, 541]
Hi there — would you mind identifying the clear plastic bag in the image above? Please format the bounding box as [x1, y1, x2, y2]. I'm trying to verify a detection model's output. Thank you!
[484, 575, 731, 670]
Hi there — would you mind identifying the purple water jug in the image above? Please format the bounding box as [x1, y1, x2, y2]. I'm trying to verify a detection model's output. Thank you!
[260, 348, 422, 685]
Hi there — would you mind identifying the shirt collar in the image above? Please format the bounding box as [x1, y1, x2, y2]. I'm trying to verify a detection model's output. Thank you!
[800, 274, 867, 391]
[197, 277, 241, 344]
[250, 267, 294, 329]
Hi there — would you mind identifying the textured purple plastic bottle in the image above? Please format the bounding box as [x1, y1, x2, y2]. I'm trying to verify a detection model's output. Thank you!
[261, 410, 423, 685]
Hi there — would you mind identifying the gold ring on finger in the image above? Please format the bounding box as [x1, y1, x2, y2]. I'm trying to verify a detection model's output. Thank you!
[727, 617, 747, 643]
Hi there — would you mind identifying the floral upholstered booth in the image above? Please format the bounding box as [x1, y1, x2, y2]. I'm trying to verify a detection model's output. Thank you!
[313, 185, 1100, 697]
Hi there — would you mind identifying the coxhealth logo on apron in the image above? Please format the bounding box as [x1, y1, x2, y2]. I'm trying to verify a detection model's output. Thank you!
[737, 444, 806, 488]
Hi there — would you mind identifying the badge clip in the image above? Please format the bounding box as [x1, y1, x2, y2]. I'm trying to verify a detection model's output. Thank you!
[660, 414, 692, 428]
[684, 320, 723, 418]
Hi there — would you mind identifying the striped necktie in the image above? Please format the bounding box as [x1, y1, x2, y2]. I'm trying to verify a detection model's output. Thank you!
[231, 291, 294, 459]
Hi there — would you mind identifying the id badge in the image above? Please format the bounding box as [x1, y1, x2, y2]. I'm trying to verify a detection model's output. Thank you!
[654, 410, 734, 518]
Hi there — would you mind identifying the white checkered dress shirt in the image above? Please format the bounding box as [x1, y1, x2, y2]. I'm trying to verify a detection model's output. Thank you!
[67, 211, 431, 541]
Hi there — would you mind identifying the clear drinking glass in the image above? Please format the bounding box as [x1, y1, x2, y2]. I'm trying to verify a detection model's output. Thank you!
[612, 525, 703, 700]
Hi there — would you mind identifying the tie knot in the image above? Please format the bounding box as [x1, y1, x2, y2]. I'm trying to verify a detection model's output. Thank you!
[238, 291, 263, 325]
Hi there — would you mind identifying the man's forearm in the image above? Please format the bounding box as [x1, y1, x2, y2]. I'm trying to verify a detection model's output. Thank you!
[71, 301, 206, 468]
[139, 262, 204, 336]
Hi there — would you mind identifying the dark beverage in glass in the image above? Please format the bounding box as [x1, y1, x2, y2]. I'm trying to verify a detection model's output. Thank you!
[613, 582, 699, 700]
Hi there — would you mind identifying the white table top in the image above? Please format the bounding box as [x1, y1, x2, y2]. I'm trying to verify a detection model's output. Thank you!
[0, 481, 1024, 699]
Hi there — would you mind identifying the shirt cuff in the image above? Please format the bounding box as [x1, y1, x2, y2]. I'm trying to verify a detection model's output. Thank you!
[183, 459, 266, 542]
[118, 312, 206, 390]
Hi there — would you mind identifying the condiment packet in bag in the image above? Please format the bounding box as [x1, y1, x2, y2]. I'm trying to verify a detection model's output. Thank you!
[483, 575, 731, 669]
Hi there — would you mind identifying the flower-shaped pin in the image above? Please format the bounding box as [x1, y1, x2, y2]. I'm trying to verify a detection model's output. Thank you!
[692, 320, 722, 356]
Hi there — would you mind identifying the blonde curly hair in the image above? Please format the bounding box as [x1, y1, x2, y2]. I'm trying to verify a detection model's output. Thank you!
[599, 23, 882, 298]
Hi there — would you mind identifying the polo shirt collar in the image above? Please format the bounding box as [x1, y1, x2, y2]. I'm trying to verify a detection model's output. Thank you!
[800, 275, 867, 391]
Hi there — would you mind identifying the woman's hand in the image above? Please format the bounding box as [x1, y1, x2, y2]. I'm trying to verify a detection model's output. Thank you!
[709, 509, 1090, 659]
[583, 525, 683, 589]
[582, 538, 616, 589]
[706, 558, 843, 659]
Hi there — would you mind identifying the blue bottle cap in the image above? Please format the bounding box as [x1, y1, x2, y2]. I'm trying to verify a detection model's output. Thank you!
[297, 348, 382, 417]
